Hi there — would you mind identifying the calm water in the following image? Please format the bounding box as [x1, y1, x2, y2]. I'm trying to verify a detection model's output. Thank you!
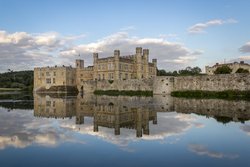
[0, 92, 250, 167]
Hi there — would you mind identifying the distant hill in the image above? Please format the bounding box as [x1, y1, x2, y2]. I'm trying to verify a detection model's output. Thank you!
[0, 70, 33, 91]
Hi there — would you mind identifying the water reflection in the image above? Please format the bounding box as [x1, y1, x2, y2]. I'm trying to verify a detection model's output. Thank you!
[34, 94, 163, 137]
[33, 93, 250, 135]
[174, 98, 250, 123]
[1, 93, 250, 166]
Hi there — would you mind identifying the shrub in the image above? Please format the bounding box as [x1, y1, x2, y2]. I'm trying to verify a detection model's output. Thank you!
[235, 68, 249, 73]
[214, 65, 232, 74]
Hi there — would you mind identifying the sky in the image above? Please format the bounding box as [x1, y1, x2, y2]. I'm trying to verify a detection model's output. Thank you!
[0, 0, 250, 72]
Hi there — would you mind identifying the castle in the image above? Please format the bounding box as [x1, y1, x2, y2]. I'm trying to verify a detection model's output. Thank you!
[205, 61, 250, 75]
[34, 47, 157, 92]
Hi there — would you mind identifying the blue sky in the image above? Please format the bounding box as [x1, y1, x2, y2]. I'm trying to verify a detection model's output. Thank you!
[0, 0, 250, 72]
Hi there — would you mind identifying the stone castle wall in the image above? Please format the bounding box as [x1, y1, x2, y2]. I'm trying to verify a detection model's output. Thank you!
[81, 78, 154, 93]
[80, 73, 250, 94]
[173, 73, 250, 91]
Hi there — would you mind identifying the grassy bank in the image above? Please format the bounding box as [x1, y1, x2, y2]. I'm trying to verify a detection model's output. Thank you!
[0, 88, 22, 91]
[94, 90, 153, 96]
[171, 90, 250, 100]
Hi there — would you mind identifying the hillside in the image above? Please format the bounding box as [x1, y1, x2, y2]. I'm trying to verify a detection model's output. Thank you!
[0, 70, 34, 91]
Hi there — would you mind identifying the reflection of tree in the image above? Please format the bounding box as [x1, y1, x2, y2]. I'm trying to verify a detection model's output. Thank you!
[213, 116, 233, 124]
[0, 92, 34, 110]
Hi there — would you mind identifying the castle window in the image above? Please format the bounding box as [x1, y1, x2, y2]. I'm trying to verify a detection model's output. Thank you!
[125, 73, 128, 79]
[46, 72, 50, 76]
[125, 64, 128, 70]
[41, 73, 44, 76]
[111, 73, 113, 79]
[119, 73, 122, 79]
[53, 78, 55, 84]
[81, 74, 83, 77]
[108, 63, 113, 70]
[102, 74, 105, 80]
[54, 72, 56, 76]
[98, 65, 101, 70]
[46, 101, 51, 107]
[46, 78, 51, 84]
[108, 73, 114, 79]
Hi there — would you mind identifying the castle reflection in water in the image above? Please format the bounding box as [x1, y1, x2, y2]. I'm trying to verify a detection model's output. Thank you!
[34, 93, 250, 137]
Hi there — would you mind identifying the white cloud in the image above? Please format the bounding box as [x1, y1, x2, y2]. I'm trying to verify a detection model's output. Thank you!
[0, 29, 201, 72]
[188, 19, 237, 34]
[188, 144, 239, 159]
[0, 30, 86, 72]
[240, 125, 250, 136]
[239, 55, 250, 60]
[60, 31, 202, 70]
[239, 42, 250, 53]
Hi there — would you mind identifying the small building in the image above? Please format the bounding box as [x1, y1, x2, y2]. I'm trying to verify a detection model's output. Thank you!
[34, 47, 157, 92]
[205, 61, 250, 75]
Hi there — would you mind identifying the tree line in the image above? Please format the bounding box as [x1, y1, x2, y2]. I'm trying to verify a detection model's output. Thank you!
[157, 65, 249, 76]
[157, 66, 202, 76]
[0, 70, 33, 90]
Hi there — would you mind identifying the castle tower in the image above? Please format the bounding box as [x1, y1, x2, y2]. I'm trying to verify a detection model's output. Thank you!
[152, 59, 157, 76]
[76, 59, 84, 69]
[114, 50, 120, 80]
[93, 53, 99, 80]
[136, 47, 142, 79]
[143, 49, 149, 79]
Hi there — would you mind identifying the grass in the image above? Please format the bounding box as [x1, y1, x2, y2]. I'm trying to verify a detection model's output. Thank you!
[94, 90, 153, 96]
[171, 90, 250, 100]
[0, 88, 22, 91]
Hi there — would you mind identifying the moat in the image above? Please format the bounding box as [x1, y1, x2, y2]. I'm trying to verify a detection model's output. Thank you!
[0, 92, 250, 167]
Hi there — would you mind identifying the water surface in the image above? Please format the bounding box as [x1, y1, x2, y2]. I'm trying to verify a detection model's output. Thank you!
[0, 93, 249, 167]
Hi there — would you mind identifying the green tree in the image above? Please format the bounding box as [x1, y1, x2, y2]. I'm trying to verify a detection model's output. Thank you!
[178, 66, 202, 75]
[214, 65, 232, 74]
[235, 68, 249, 73]
[157, 69, 167, 76]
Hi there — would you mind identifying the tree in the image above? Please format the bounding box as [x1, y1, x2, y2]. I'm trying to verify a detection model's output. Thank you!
[178, 66, 202, 75]
[192, 66, 202, 74]
[157, 69, 167, 76]
[214, 65, 232, 74]
[235, 68, 249, 73]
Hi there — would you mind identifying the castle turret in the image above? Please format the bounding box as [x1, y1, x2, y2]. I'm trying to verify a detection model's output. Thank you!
[93, 53, 99, 80]
[152, 59, 157, 76]
[93, 53, 98, 63]
[114, 50, 120, 80]
[76, 59, 84, 69]
[136, 47, 142, 79]
[143, 49, 149, 78]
